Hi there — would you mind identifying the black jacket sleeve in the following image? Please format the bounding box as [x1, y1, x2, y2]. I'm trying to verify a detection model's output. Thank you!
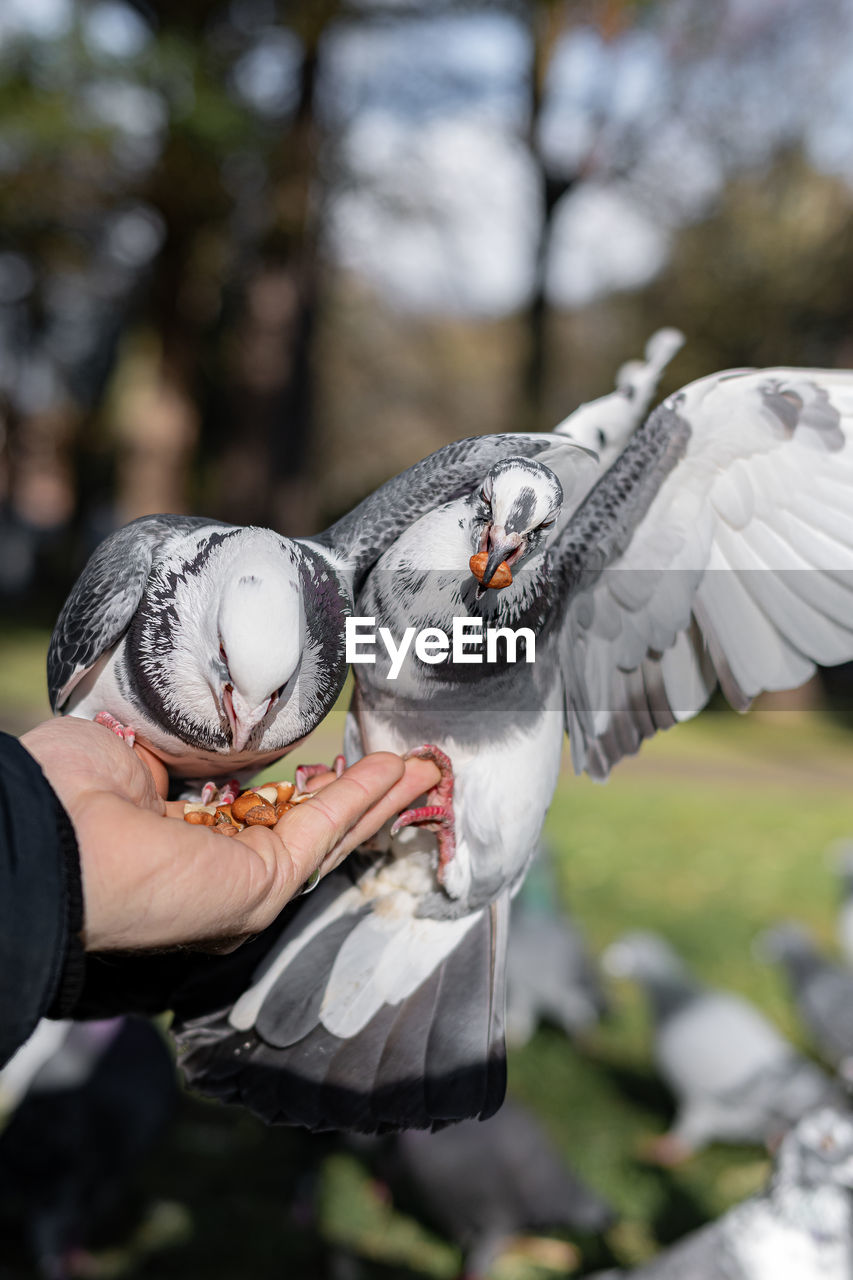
[0, 733, 85, 1068]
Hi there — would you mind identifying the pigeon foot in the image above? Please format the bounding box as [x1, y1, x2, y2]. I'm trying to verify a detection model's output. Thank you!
[94, 710, 136, 749]
[200, 778, 241, 805]
[390, 744, 456, 882]
[295, 755, 346, 793]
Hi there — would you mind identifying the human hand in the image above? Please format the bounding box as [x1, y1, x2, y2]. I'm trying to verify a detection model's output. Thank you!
[20, 718, 439, 952]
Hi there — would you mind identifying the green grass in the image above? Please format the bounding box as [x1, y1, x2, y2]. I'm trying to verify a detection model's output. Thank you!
[4, 624, 853, 1275]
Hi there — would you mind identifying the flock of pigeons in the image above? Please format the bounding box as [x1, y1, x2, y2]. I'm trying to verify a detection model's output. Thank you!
[6, 845, 853, 1278]
[8, 329, 853, 1273]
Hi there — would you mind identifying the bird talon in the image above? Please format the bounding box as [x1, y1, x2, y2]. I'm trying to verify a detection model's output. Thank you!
[200, 778, 240, 806]
[94, 711, 136, 749]
[392, 745, 457, 876]
[295, 756, 346, 793]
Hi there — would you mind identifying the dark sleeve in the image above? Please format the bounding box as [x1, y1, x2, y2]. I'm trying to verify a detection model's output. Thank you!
[0, 733, 85, 1067]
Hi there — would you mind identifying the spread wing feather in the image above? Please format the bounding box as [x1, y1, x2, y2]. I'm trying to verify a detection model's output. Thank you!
[47, 514, 219, 710]
[555, 369, 853, 777]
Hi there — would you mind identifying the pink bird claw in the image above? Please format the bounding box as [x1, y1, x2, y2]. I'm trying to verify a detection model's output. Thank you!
[200, 778, 241, 805]
[295, 754, 346, 793]
[390, 744, 456, 879]
[94, 711, 136, 750]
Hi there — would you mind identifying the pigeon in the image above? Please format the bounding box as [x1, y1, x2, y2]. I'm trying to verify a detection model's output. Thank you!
[554, 327, 684, 467]
[829, 839, 853, 966]
[174, 360, 853, 1132]
[756, 921, 853, 1078]
[603, 931, 844, 1161]
[0, 1016, 177, 1280]
[588, 1107, 853, 1280]
[505, 843, 609, 1048]
[360, 1098, 614, 1280]
[47, 434, 571, 792]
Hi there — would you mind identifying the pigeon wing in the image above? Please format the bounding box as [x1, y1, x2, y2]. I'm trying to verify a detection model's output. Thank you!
[553, 368, 853, 777]
[47, 514, 218, 711]
[172, 862, 508, 1132]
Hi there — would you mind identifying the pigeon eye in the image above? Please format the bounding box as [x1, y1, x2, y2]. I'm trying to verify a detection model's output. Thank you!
[219, 641, 228, 664]
[540, 517, 556, 529]
[479, 488, 490, 504]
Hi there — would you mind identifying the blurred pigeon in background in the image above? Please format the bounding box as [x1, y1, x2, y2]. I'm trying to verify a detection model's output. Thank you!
[589, 1107, 853, 1279]
[363, 1097, 615, 1280]
[756, 920, 853, 1078]
[176, 358, 853, 1133]
[0, 1016, 177, 1280]
[555, 327, 684, 468]
[829, 839, 853, 967]
[48, 434, 564, 793]
[506, 843, 609, 1048]
[603, 931, 844, 1162]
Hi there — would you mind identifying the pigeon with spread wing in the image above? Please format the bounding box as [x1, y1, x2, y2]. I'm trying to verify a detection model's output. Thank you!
[175, 359, 853, 1134]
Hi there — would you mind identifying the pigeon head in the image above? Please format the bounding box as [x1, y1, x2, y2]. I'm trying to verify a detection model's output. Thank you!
[216, 558, 303, 752]
[602, 931, 685, 983]
[473, 458, 563, 592]
[130, 526, 325, 757]
[777, 1108, 853, 1190]
[754, 921, 817, 966]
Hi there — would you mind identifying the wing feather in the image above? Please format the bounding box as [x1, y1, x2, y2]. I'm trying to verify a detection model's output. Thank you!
[47, 514, 217, 710]
[557, 367, 853, 775]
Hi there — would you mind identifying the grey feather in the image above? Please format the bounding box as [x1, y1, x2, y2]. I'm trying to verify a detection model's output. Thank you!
[317, 432, 556, 585]
[47, 514, 214, 710]
[172, 864, 509, 1133]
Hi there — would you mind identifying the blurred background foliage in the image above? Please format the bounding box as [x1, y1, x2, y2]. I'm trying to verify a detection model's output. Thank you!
[5, 1, 853, 1276]
[4, 0, 853, 617]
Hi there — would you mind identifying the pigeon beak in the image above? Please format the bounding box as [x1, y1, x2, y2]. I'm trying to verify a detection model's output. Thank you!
[223, 685, 272, 753]
[480, 527, 523, 590]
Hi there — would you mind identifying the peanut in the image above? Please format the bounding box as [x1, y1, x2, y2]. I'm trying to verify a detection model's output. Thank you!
[254, 785, 278, 805]
[231, 790, 265, 823]
[184, 809, 215, 827]
[242, 801, 277, 827]
[469, 552, 512, 589]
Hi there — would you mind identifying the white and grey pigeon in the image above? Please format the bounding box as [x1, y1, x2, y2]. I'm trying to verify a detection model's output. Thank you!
[603, 931, 845, 1161]
[505, 842, 609, 1049]
[757, 921, 853, 1079]
[47, 434, 571, 794]
[589, 1107, 853, 1280]
[175, 359, 853, 1132]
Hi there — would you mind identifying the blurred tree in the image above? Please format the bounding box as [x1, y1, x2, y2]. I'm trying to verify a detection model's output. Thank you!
[2, 0, 853, 618]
